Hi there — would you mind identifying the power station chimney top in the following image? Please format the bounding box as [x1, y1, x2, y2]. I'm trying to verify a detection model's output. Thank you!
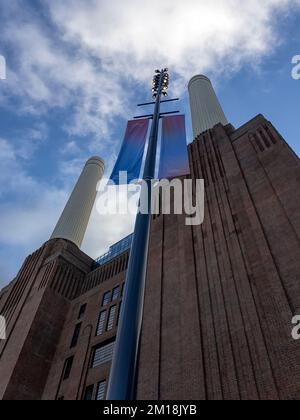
[188, 74, 211, 88]
[188, 74, 228, 138]
[86, 156, 105, 168]
[50, 156, 105, 249]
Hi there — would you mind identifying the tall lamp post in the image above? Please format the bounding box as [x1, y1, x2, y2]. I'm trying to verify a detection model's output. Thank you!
[107, 69, 170, 400]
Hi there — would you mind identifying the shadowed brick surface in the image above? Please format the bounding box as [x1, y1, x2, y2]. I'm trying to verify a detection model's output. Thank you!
[0, 115, 300, 400]
[137, 115, 300, 400]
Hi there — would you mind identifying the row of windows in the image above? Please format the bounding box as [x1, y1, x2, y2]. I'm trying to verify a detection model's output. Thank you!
[60, 284, 123, 396]
[59, 380, 107, 401]
[76, 283, 124, 327]
[96, 303, 122, 336]
[83, 380, 107, 401]
[70, 284, 124, 349]
[102, 284, 124, 307]
[61, 339, 115, 385]
[95, 234, 133, 266]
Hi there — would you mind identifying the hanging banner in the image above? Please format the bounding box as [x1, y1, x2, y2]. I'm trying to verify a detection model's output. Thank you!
[159, 115, 190, 179]
[110, 119, 149, 184]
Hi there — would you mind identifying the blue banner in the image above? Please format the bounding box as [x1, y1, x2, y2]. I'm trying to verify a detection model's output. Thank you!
[110, 119, 149, 184]
[159, 115, 190, 179]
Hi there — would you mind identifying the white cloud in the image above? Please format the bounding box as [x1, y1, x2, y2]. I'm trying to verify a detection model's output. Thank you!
[47, 0, 300, 81]
[2, 0, 300, 137]
[82, 203, 136, 260]
[1, 8, 129, 146]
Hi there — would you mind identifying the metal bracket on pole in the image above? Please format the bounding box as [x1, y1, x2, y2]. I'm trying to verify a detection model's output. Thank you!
[137, 98, 179, 107]
[133, 114, 154, 119]
[160, 111, 180, 117]
[134, 111, 180, 120]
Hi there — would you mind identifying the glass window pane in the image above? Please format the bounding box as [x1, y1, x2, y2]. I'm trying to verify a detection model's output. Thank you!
[63, 356, 73, 380]
[107, 306, 117, 331]
[102, 291, 111, 306]
[112, 286, 119, 301]
[78, 304, 87, 319]
[96, 381, 106, 400]
[83, 385, 94, 400]
[70, 323, 81, 348]
[96, 311, 106, 336]
[92, 341, 115, 368]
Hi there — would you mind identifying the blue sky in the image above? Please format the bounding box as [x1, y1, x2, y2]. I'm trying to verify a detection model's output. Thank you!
[0, 0, 300, 288]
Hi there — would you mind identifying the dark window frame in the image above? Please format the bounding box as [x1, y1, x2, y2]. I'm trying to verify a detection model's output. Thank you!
[112, 286, 120, 302]
[91, 340, 115, 369]
[96, 310, 107, 336]
[102, 291, 111, 307]
[70, 323, 82, 348]
[62, 356, 74, 381]
[96, 380, 107, 400]
[78, 303, 87, 319]
[106, 305, 117, 331]
[83, 384, 94, 400]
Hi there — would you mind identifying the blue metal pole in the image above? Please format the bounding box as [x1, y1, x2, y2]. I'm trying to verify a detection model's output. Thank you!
[107, 70, 165, 400]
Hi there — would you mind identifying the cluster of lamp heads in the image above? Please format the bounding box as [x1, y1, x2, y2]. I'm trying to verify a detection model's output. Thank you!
[152, 68, 169, 98]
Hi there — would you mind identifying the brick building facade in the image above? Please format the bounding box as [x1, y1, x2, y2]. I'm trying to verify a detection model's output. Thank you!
[0, 114, 300, 400]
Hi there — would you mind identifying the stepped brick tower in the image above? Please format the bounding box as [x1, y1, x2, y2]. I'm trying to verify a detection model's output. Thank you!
[137, 112, 300, 400]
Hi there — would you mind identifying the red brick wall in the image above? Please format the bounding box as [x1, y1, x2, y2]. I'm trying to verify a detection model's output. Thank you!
[137, 115, 300, 400]
[0, 239, 93, 400]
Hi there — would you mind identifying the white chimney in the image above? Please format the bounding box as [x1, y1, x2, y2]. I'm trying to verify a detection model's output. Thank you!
[51, 156, 105, 248]
[188, 75, 228, 138]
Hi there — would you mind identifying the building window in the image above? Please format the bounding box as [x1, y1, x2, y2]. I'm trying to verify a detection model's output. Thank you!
[96, 381, 106, 400]
[107, 305, 117, 331]
[63, 356, 74, 380]
[102, 291, 111, 306]
[112, 286, 120, 301]
[96, 310, 106, 336]
[78, 304, 87, 319]
[83, 385, 94, 400]
[70, 323, 82, 348]
[91, 341, 115, 368]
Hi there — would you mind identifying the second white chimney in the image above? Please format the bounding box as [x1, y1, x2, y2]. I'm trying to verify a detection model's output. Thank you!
[188, 75, 228, 138]
[51, 156, 105, 249]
